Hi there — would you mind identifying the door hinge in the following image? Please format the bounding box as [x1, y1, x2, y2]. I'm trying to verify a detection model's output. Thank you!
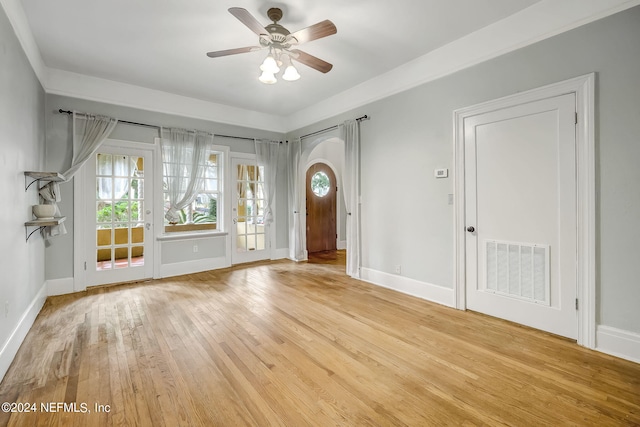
[84, 261, 87, 271]
[575, 112, 578, 124]
[575, 298, 579, 310]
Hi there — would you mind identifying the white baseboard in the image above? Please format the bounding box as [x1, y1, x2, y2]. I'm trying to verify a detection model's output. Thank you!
[272, 248, 289, 260]
[159, 256, 229, 278]
[47, 277, 75, 296]
[360, 268, 454, 308]
[596, 325, 640, 364]
[337, 240, 347, 250]
[0, 282, 47, 382]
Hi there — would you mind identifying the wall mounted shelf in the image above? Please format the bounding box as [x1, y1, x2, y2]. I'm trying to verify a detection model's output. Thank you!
[24, 171, 65, 191]
[25, 217, 66, 241]
[24, 171, 67, 241]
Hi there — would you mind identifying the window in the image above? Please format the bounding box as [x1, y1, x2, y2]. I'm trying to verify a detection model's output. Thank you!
[310, 171, 330, 197]
[163, 150, 223, 233]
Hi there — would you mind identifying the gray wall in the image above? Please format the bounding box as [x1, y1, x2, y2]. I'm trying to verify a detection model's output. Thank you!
[44, 94, 287, 279]
[0, 7, 46, 374]
[287, 7, 640, 334]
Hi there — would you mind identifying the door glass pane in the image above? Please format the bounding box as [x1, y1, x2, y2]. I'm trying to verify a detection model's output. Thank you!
[97, 154, 112, 175]
[97, 248, 112, 270]
[114, 225, 129, 244]
[96, 178, 112, 200]
[131, 179, 144, 199]
[131, 246, 144, 267]
[114, 247, 129, 269]
[95, 152, 145, 272]
[97, 202, 112, 224]
[97, 229, 111, 246]
[131, 226, 144, 244]
[237, 236, 247, 252]
[256, 234, 265, 251]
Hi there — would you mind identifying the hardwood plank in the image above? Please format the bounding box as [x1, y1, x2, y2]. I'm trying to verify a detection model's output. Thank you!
[1, 253, 638, 426]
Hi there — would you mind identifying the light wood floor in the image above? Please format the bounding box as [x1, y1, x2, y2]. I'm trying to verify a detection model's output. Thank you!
[1, 253, 639, 426]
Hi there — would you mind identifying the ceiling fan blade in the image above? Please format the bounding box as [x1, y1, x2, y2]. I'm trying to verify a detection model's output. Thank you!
[289, 49, 333, 73]
[287, 20, 337, 44]
[206, 46, 262, 58]
[228, 7, 268, 36]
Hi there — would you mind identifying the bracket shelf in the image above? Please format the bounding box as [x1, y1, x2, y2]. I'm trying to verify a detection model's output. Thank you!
[25, 217, 66, 241]
[24, 171, 65, 191]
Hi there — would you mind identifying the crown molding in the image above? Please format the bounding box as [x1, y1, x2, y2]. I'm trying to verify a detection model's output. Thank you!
[0, 0, 47, 84]
[46, 68, 288, 133]
[285, 0, 640, 131]
[3, 0, 640, 133]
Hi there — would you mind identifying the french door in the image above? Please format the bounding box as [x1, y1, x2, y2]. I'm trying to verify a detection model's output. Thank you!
[85, 144, 154, 286]
[464, 93, 577, 339]
[231, 157, 270, 264]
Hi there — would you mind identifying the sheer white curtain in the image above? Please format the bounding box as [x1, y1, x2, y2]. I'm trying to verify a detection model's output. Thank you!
[97, 155, 138, 200]
[39, 182, 65, 237]
[341, 120, 361, 278]
[42, 112, 117, 237]
[161, 128, 212, 223]
[255, 139, 282, 225]
[63, 112, 118, 179]
[287, 138, 305, 261]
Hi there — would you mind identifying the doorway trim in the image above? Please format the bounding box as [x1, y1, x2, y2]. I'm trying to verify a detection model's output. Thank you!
[296, 135, 345, 261]
[453, 73, 595, 348]
[73, 138, 158, 292]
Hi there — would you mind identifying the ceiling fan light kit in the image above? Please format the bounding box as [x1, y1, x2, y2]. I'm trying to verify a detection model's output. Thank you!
[207, 7, 336, 85]
[282, 64, 301, 81]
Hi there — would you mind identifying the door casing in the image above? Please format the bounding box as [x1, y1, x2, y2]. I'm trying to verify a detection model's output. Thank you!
[74, 139, 157, 292]
[453, 74, 596, 348]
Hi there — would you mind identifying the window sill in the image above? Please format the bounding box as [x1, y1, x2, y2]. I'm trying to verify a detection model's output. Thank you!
[156, 230, 228, 241]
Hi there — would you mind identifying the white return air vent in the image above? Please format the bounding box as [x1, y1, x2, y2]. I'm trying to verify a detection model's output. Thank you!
[485, 239, 550, 305]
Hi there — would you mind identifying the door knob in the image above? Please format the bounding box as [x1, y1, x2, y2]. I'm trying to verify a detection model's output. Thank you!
[467, 226, 475, 232]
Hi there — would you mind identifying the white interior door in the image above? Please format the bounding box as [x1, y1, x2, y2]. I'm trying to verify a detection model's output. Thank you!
[464, 93, 577, 339]
[85, 145, 154, 286]
[231, 157, 269, 264]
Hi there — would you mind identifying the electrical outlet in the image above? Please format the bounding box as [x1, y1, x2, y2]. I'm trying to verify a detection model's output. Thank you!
[394, 265, 401, 275]
[193, 244, 198, 253]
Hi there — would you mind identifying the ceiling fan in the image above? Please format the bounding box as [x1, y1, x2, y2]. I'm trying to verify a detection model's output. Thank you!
[206, 7, 337, 83]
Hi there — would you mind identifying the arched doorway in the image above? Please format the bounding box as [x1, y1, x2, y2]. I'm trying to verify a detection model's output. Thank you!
[306, 162, 337, 253]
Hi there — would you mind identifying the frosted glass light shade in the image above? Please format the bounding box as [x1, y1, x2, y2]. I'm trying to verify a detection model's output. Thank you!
[282, 65, 300, 81]
[259, 71, 277, 84]
[260, 55, 280, 74]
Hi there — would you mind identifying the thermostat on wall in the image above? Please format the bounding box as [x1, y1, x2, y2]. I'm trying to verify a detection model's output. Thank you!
[434, 168, 448, 178]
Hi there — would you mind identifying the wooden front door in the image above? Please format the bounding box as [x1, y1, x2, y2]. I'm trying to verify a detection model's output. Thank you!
[306, 163, 337, 254]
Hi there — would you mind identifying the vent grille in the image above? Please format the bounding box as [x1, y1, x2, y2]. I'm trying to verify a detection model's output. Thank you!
[485, 239, 549, 305]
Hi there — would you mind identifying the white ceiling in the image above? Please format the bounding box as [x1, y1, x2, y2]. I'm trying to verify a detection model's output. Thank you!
[9, 0, 640, 131]
[20, 0, 539, 117]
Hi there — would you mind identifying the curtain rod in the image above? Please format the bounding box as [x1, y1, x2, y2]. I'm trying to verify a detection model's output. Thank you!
[57, 109, 277, 143]
[299, 114, 369, 140]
